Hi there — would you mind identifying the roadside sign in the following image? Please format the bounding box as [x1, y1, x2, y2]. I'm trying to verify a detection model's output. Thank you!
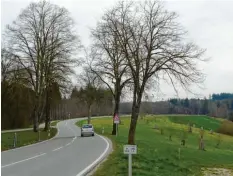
[124, 145, 137, 176]
[124, 145, 137, 154]
[113, 114, 120, 124]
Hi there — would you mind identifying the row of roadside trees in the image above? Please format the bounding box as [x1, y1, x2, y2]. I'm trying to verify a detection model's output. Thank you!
[2, 1, 80, 131]
[2, 0, 206, 145]
[86, 1, 206, 144]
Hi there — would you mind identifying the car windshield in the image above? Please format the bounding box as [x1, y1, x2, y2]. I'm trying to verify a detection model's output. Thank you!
[82, 124, 92, 128]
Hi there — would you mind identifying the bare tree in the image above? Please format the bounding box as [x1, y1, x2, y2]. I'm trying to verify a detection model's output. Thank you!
[100, 1, 206, 144]
[77, 66, 102, 124]
[4, 1, 80, 132]
[90, 21, 132, 134]
[1, 49, 15, 82]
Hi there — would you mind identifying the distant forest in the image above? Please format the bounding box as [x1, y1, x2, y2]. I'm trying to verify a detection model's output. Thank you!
[67, 91, 233, 122]
[2, 87, 233, 130]
[119, 93, 233, 121]
[212, 93, 233, 101]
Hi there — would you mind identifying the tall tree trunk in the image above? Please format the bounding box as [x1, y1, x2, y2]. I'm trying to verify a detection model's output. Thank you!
[112, 95, 120, 135]
[128, 93, 139, 144]
[87, 104, 92, 124]
[128, 102, 140, 144]
[128, 85, 143, 144]
[44, 87, 51, 131]
[32, 96, 39, 132]
[33, 109, 39, 132]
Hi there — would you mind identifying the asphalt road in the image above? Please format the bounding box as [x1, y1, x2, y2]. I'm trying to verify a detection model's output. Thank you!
[1, 118, 111, 176]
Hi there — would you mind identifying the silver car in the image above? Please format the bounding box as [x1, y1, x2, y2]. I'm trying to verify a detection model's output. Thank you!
[81, 124, 95, 137]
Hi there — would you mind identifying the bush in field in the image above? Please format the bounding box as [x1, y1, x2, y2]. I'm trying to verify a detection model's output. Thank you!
[216, 134, 222, 148]
[228, 112, 233, 122]
[140, 112, 146, 120]
[217, 120, 233, 136]
[160, 128, 164, 135]
[180, 130, 187, 146]
[188, 122, 192, 133]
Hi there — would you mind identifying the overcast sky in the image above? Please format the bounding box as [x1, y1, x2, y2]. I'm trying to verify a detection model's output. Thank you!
[1, 0, 233, 100]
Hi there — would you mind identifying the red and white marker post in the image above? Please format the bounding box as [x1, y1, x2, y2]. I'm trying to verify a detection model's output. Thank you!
[113, 114, 120, 136]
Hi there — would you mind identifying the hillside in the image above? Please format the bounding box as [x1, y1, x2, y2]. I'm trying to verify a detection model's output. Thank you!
[77, 115, 233, 176]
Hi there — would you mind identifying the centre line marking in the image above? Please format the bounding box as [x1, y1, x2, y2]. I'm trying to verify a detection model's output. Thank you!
[2, 153, 46, 168]
[52, 147, 63, 151]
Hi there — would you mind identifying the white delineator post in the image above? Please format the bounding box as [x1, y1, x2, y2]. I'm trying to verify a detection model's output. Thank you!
[124, 145, 137, 176]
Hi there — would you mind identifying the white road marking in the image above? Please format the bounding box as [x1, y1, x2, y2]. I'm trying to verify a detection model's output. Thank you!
[65, 142, 71, 147]
[52, 146, 63, 151]
[58, 120, 77, 148]
[67, 121, 77, 143]
[64, 138, 75, 147]
[71, 136, 76, 143]
[53, 120, 77, 150]
[1, 119, 79, 170]
[76, 134, 110, 176]
[2, 122, 61, 154]
[1, 153, 46, 168]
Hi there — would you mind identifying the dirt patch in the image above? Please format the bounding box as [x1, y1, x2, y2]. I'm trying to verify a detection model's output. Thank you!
[202, 168, 233, 176]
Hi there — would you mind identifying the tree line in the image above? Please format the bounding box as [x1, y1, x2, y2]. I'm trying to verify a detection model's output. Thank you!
[119, 96, 233, 121]
[212, 93, 233, 101]
[2, 1, 79, 131]
[2, 0, 206, 145]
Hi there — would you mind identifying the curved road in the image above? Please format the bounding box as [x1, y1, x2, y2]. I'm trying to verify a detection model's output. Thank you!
[1, 119, 111, 176]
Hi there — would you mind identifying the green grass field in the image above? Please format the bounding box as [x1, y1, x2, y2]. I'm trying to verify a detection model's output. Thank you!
[1, 128, 57, 151]
[168, 115, 221, 131]
[77, 115, 233, 176]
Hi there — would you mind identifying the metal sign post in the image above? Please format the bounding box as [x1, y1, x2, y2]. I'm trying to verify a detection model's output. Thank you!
[128, 153, 132, 176]
[116, 123, 118, 136]
[124, 145, 137, 176]
[114, 114, 120, 136]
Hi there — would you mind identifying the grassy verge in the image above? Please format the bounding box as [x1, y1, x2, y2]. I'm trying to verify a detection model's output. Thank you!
[50, 120, 60, 127]
[1, 128, 57, 151]
[76, 115, 233, 176]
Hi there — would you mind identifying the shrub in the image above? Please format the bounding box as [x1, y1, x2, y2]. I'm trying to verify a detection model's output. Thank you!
[228, 111, 233, 122]
[216, 134, 222, 148]
[217, 120, 233, 136]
